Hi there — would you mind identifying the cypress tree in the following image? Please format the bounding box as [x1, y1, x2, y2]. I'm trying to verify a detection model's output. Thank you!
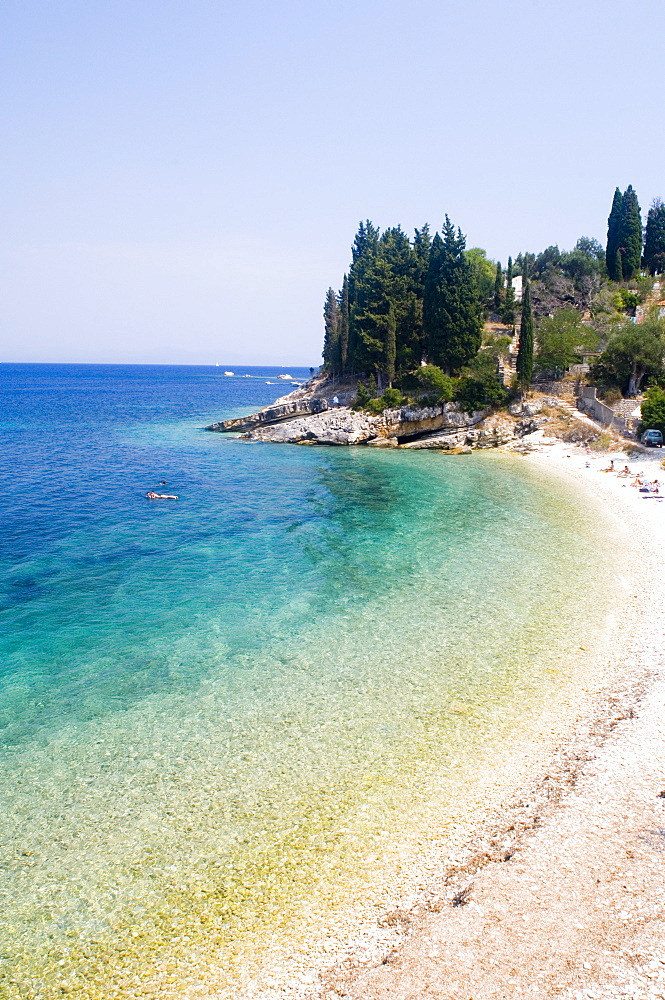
[385, 303, 396, 385]
[613, 249, 623, 286]
[493, 261, 503, 312]
[347, 221, 380, 374]
[380, 226, 420, 372]
[606, 187, 623, 280]
[322, 288, 340, 374]
[338, 274, 350, 370]
[423, 217, 482, 374]
[502, 257, 515, 325]
[516, 279, 534, 390]
[643, 198, 665, 275]
[413, 224, 432, 291]
[412, 224, 432, 363]
[617, 185, 642, 279]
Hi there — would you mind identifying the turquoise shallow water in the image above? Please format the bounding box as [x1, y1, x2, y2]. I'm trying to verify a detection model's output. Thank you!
[0, 365, 620, 997]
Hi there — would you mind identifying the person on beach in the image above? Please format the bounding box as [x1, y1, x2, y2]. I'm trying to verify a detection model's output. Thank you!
[617, 465, 632, 477]
[601, 460, 615, 472]
[146, 491, 179, 500]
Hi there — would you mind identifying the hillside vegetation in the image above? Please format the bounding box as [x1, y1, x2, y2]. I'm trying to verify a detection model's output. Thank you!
[321, 187, 665, 415]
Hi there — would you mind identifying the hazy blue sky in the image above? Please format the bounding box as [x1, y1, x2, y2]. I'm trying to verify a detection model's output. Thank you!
[1, 0, 664, 365]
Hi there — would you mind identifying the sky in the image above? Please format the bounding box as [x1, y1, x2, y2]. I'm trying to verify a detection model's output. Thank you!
[1, 0, 664, 366]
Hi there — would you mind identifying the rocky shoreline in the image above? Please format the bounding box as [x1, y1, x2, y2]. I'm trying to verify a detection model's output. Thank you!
[205, 375, 599, 452]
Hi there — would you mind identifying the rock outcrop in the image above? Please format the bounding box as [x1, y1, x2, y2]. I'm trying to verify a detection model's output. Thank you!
[204, 379, 595, 451]
[206, 397, 329, 433]
[234, 403, 488, 447]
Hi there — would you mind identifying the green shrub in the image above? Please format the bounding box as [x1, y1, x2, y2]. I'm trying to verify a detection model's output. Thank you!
[352, 383, 372, 410]
[353, 384, 406, 413]
[614, 289, 639, 314]
[599, 386, 622, 405]
[454, 350, 509, 414]
[380, 387, 404, 409]
[414, 365, 455, 401]
[639, 385, 665, 436]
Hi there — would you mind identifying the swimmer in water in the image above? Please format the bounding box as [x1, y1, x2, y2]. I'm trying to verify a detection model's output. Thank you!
[146, 491, 178, 500]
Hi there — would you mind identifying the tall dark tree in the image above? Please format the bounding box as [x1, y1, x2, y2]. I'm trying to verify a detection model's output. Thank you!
[347, 221, 380, 373]
[411, 224, 432, 363]
[413, 224, 432, 290]
[606, 187, 623, 280]
[617, 185, 642, 280]
[502, 256, 516, 325]
[380, 226, 420, 372]
[613, 249, 623, 285]
[338, 274, 350, 369]
[493, 261, 503, 312]
[385, 303, 397, 385]
[423, 217, 482, 374]
[516, 279, 534, 389]
[643, 198, 665, 275]
[322, 287, 340, 374]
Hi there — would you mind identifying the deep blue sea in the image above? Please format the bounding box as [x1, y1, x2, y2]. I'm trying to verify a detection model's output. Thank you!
[0, 364, 619, 998]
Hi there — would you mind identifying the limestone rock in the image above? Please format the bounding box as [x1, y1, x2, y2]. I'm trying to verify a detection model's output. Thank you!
[239, 404, 487, 447]
[205, 397, 328, 433]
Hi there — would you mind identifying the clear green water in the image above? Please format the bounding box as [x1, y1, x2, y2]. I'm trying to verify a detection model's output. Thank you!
[0, 366, 620, 998]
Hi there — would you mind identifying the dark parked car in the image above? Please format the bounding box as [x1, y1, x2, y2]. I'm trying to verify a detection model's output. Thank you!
[640, 429, 663, 447]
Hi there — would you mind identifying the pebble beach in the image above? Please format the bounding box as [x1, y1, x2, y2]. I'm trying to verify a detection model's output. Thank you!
[312, 442, 665, 1000]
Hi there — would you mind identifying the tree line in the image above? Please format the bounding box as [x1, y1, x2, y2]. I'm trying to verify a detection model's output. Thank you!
[323, 217, 486, 387]
[606, 185, 665, 281]
[321, 185, 665, 410]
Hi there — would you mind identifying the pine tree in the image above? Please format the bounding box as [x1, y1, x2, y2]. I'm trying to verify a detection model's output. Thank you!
[423, 217, 482, 374]
[493, 261, 503, 312]
[338, 274, 350, 369]
[516, 279, 534, 390]
[606, 187, 623, 280]
[617, 185, 642, 280]
[643, 198, 665, 275]
[322, 288, 340, 374]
